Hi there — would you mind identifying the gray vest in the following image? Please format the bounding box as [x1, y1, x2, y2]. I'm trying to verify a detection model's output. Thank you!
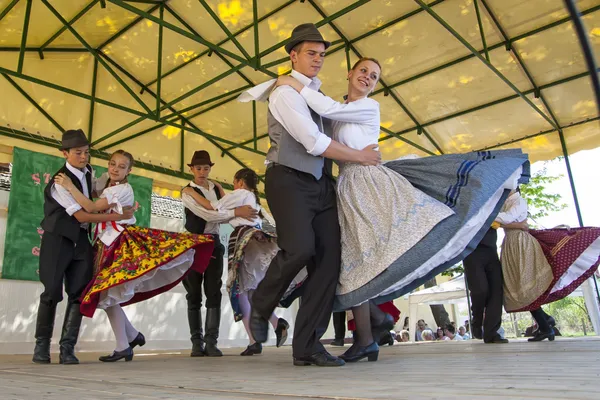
[266, 108, 333, 180]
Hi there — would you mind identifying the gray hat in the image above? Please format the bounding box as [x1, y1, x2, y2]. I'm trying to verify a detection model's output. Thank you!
[60, 129, 89, 150]
[284, 23, 331, 54]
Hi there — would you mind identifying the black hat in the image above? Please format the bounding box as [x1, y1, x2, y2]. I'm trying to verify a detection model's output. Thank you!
[60, 129, 89, 150]
[284, 23, 331, 54]
[187, 150, 214, 167]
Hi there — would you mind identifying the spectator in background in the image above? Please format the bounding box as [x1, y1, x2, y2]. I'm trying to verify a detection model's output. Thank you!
[421, 329, 435, 341]
[397, 330, 410, 343]
[415, 319, 427, 341]
[459, 326, 470, 340]
[444, 324, 464, 341]
[436, 327, 445, 341]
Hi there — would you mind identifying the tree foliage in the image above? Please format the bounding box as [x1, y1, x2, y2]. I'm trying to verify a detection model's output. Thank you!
[520, 167, 567, 223]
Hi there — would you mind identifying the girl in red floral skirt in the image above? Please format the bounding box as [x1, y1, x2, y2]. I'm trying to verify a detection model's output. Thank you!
[54, 150, 214, 362]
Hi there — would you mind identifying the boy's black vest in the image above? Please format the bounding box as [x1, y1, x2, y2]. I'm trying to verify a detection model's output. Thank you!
[184, 184, 222, 234]
[41, 164, 92, 243]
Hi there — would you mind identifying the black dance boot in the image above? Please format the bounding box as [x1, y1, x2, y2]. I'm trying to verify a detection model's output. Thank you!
[59, 303, 83, 365]
[188, 308, 205, 357]
[32, 301, 57, 364]
[204, 308, 223, 357]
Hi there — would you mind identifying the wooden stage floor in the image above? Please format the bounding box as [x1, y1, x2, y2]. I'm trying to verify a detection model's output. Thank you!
[1, 336, 599, 399]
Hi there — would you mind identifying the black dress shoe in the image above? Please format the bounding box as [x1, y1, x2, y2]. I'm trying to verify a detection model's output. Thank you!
[330, 338, 345, 347]
[275, 318, 289, 347]
[484, 335, 509, 344]
[240, 342, 263, 356]
[99, 347, 134, 362]
[528, 329, 555, 342]
[293, 351, 345, 367]
[249, 309, 269, 344]
[129, 332, 146, 349]
[339, 342, 379, 363]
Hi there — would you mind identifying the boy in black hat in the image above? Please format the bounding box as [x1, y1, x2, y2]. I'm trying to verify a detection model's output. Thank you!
[181, 150, 257, 357]
[32, 129, 133, 365]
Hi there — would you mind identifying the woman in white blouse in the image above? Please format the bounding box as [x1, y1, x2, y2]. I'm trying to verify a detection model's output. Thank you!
[55, 150, 215, 362]
[275, 56, 529, 363]
[275, 58, 454, 362]
[495, 188, 600, 341]
[182, 168, 301, 356]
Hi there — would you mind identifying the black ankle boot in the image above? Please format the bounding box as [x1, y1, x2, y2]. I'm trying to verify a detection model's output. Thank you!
[204, 308, 223, 357]
[99, 347, 134, 362]
[187, 309, 205, 357]
[59, 303, 83, 365]
[32, 302, 57, 364]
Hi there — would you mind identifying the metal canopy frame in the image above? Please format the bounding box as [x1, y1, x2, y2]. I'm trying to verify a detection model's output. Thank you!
[0, 0, 598, 199]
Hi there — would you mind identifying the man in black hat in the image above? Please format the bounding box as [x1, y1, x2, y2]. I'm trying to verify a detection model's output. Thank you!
[33, 129, 134, 365]
[246, 23, 380, 367]
[181, 150, 257, 357]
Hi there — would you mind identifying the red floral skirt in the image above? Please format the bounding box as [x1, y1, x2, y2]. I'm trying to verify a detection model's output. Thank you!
[80, 226, 214, 317]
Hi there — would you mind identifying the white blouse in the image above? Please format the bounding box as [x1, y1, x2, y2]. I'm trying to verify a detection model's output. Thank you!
[299, 87, 381, 151]
[495, 192, 528, 225]
[210, 189, 262, 228]
[96, 176, 136, 245]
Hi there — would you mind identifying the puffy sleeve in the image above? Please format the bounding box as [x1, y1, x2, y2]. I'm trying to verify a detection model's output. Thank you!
[101, 184, 136, 225]
[211, 190, 256, 211]
[495, 194, 528, 225]
[300, 87, 380, 125]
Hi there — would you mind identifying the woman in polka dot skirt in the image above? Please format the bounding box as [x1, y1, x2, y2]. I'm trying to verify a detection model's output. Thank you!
[495, 187, 600, 342]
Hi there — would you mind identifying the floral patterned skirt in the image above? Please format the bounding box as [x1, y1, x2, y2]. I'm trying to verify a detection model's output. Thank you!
[80, 226, 214, 318]
[227, 225, 306, 322]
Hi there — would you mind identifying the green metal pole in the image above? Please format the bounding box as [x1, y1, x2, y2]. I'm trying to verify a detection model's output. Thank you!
[156, 4, 164, 119]
[88, 58, 99, 141]
[106, 0, 249, 65]
[252, 101, 257, 150]
[197, 0, 252, 61]
[414, 0, 557, 130]
[0, 0, 20, 24]
[144, 1, 294, 87]
[180, 119, 185, 172]
[473, 0, 490, 62]
[40, 0, 154, 116]
[39, 0, 100, 52]
[2, 73, 65, 133]
[163, 5, 254, 86]
[17, 0, 32, 74]
[253, 0, 259, 69]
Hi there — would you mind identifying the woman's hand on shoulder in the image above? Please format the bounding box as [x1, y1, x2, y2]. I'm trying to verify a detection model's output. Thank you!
[54, 173, 75, 191]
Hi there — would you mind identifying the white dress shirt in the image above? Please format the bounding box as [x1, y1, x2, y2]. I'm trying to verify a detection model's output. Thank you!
[181, 180, 235, 234]
[268, 69, 332, 156]
[495, 192, 528, 225]
[299, 88, 380, 151]
[51, 162, 92, 228]
[210, 189, 262, 229]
